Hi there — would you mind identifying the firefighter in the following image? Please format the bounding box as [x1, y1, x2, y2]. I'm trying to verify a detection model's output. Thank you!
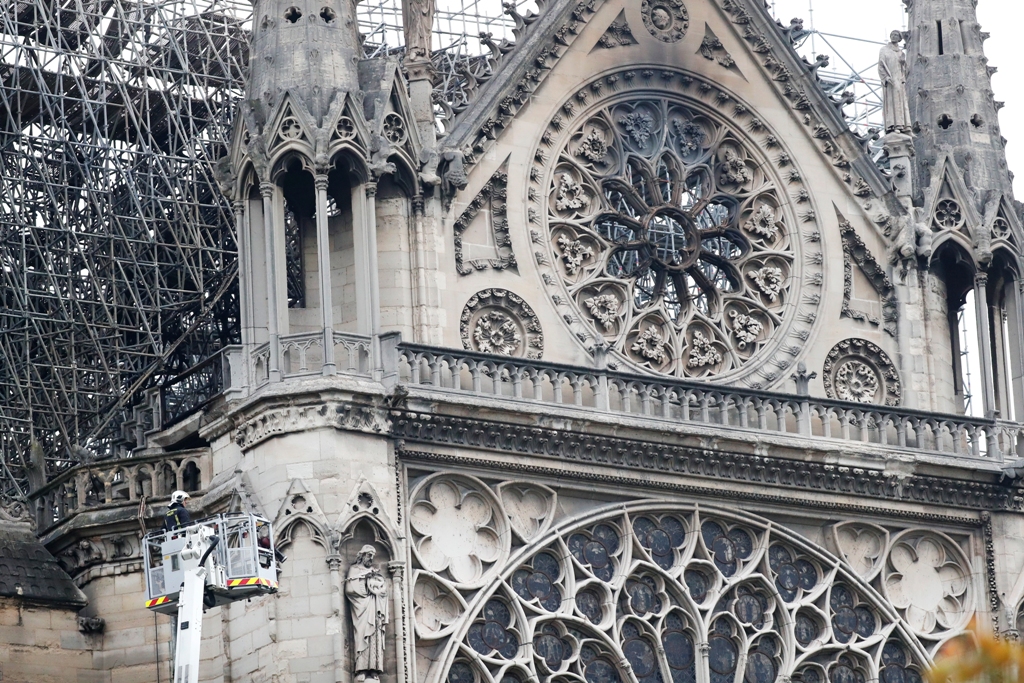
[164, 490, 192, 531]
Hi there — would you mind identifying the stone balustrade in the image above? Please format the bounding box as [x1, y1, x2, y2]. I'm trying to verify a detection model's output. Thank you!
[397, 344, 1023, 463]
[29, 449, 211, 534]
[250, 330, 373, 388]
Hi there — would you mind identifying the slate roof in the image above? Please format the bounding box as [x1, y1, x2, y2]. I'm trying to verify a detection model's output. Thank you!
[0, 523, 87, 607]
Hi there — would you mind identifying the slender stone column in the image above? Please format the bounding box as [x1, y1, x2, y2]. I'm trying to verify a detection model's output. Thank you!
[233, 199, 253, 393]
[314, 174, 336, 375]
[411, 195, 428, 342]
[260, 181, 282, 382]
[352, 181, 383, 377]
[388, 561, 410, 683]
[974, 273, 996, 417]
[1008, 279, 1024, 421]
[328, 554, 345, 683]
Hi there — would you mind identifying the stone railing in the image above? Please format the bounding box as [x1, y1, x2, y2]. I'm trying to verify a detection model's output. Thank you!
[249, 331, 373, 388]
[28, 449, 212, 534]
[396, 344, 1023, 463]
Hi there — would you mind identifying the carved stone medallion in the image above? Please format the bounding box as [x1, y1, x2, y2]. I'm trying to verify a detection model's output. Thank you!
[822, 338, 901, 406]
[641, 0, 689, 43]
[532, 69, 825, 386]
[460, 289, 543, 359]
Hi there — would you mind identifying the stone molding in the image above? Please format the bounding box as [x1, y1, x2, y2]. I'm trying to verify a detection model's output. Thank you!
[233, 401, 391, 450]
[397, 448, 987, 526]
[389, 411, 1021, 513]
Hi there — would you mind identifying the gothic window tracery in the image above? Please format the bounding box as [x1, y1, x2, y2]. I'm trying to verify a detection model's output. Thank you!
[414, 494, 940, 683]
[543, 94, 798, 379]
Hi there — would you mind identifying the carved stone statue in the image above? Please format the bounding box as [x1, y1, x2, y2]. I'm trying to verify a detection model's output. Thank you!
[346, 544, 389, 682]
[878, 30, 912, 133]
[402, 0, 435, 64]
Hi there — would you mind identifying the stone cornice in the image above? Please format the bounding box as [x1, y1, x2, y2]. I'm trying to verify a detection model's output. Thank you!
[390, 409, 1023, 513]
[396, 448, 985, 526]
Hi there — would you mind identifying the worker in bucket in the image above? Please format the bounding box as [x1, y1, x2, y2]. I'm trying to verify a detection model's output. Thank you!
[164, 490, 193, 531]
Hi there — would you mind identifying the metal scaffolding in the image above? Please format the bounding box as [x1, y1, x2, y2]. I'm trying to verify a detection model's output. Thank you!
[0, 0, 527, 501]
[0, 0, 881, 501]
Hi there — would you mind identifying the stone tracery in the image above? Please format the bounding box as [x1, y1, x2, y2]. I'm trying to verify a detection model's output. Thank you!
[414, 497, 938, 683]
[543, 92, 800, 379]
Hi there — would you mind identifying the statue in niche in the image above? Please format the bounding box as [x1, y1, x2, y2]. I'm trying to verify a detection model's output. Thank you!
[402, 0, 435, 64]
[878, 30, 912, 134]
[346, 544, 389, 682]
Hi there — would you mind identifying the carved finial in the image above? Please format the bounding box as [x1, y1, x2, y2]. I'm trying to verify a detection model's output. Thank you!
[791, 361, 817, 396]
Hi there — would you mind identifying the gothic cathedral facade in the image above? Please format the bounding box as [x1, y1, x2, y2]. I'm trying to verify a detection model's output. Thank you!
[4, 0, 1024, 682]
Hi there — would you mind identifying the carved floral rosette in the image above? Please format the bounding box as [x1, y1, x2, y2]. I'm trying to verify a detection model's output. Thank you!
[413, 494, 934, 683]
[530, 68, 824, 388]
[460, 289, 544, 359]
[822, 338, 902, 406]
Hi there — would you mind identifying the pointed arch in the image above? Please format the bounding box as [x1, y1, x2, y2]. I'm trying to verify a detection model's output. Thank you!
[415, 503, 942, 683]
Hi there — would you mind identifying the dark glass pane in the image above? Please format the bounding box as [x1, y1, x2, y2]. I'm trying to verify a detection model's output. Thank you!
[684, 570, 708, 602]
[708, 635, 738, 675]
[584, 540, 610, 568]
[728, 529, 753, 558]
[854, 607, 876, 637]
[511, 569, 531, 601]
[776, 563, 800, 592]
[881, 643, 907, 667]
[801, 669, 821, 683]
[534, 633, 565, 668]
[648, 529, 673, 557]
[627, 580, 658, 615]
[449, 662, 475, 683]
[484, 600, 511, 626]
[534, 552, 560, 579]
[624, 638, 658, 677]
[833, 606, 857, 635]
[569, 534, 587, 563]
[468, 624, 489, 655]
[585, 659, 621, 683]
[542, 590, 563, 612]
[794, 614, 818, 646]
[796, 560, 817, 590]
[830, 586, 853, 611]
[767, 545, 791, 572]
[906, 670, 922, 683]
[701, 521, 723, 547]
[577, 589, 603, 623]
[882, 666, 906, 683]
[581, 645, 598, 664]
[662, 517, 686, 546]
[483, 621, 507, 650]
[831, 665, 857, 683]
[594, 524, 621, 552]
[528, 571, 553, 600]
[663, 630, 695, 669]
[744, 652, 776, 683]
[734, 594, 763, 625]
[634, 517, 657, 540]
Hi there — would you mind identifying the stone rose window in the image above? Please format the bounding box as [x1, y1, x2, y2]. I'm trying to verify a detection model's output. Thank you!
[545, 95, 796, 379]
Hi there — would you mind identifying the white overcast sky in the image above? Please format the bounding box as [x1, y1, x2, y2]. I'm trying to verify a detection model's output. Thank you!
[769, 0, 1023, 198]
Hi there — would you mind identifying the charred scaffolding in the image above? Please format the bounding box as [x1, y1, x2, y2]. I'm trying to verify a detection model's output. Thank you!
[0, 0, 902, 503]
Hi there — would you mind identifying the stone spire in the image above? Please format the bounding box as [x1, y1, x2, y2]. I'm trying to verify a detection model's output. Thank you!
[905, 0, 1013, 199]
[247, 0, 361, 123]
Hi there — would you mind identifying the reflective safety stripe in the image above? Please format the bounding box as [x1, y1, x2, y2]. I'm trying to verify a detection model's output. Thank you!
[146, 596, 171, 608]
[226, 577, 277, 589]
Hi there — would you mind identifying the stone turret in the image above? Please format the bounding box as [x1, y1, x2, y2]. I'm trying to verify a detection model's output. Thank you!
[905, 0, 1013, 199]
[247, 0, 361, 123]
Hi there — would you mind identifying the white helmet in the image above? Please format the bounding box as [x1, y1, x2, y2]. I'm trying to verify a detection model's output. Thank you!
[171, 490, 190, 504]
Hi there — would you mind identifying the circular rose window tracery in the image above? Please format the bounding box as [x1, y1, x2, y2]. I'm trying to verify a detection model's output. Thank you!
[543, 93, 798, 380]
